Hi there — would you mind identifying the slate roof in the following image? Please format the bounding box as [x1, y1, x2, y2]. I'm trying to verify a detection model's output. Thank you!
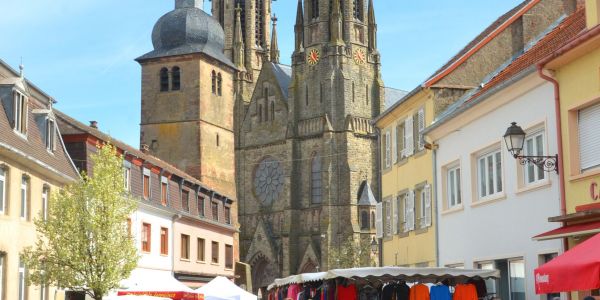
[271, 63, 292, 99]
[358, 182, 377, 206]
[0, 61, 80, 181]
[136, 6, 234, 69]
[384, 87, 409, 110]
[55, 110, 234, 200]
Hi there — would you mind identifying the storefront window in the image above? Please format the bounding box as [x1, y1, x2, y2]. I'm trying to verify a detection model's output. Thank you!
[509, 259, 526, 300]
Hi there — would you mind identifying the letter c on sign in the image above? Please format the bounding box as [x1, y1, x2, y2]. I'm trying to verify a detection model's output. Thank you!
[591, 182, 599, 201]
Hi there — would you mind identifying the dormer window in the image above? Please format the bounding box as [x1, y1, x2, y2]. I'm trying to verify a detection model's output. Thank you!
[13, 91, 27, 135]
[172, 66, 181, 91]
[45, 118, 56, 151]
[160, 68, 169, 92]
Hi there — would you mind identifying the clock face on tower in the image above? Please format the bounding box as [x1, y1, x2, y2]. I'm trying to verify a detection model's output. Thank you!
[354, 49, 366, 65]
[307, 49, 320, 65]
[253, 157, 285, 206]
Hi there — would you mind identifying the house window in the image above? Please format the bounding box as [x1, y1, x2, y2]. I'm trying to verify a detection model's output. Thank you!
[143, 170, 151, 200]
[161, 182, 168, 206]
[403, 190, 415, 232]
[18, 259, 26, 300]
[197, 238, 205, 262]
[311, 155, 322, 204]
[524, 131, 546, 184]
[217, 73, 223, 96]
[141, 223, 151, 252]
[477, 259, 525, 300]
[579, 102, 600, 171]
[160, 227, 168, 255]
[123, 167, 131, 191]
[0, 168, 5, 214]
[21, 176, 29, 220]
[212, 201, 219, 221]
[14, 91, 28, 135]
[171, 66, 181, 91]
[160, 68, 169, 92]
[225, 244, 233, 269]
[181, 234, 190, 260]
[181, 189, 190, 212]
[353, 0, 363, 21]
[42, 186, 49, 221]
[477, 149, 503, 199]
[45, 118, 55, 151]
[447, 166, 461, 208]
[211, 71, 217, 94]
[198, 196, 205, 217]
[211, 241, 219, 264]
[360, 211, 369, 230]
[224, 206, 231, 224]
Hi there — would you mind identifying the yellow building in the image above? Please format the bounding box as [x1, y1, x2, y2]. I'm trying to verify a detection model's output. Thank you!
[534, 0, 600, 298]
[0, 60, 79, 300]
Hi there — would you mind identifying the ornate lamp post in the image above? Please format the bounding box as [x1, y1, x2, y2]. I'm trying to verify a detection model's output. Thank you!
[503, 122, 559, 173]
[370, 237, 378, 255]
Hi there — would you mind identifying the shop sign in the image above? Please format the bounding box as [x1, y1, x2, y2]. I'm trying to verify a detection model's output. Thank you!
[590, 182, 599, 201]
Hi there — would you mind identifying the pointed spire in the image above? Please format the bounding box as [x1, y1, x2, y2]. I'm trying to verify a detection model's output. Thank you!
[233, 4, 246, 71]
[19, 64, 24, 79]
[330, 0, 344, 45]
[368, 0, 377, 51]
[270, 15, 280, 64]
[294, 0, 304, 51]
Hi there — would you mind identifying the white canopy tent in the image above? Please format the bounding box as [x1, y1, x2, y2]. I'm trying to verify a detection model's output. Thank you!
[119, 269, 195, 293]
[196, 276, 257, 300]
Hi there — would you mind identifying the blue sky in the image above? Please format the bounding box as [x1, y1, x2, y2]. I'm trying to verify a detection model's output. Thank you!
[0, 0, 523, 147]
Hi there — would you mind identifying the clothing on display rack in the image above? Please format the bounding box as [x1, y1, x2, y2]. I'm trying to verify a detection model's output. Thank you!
[452, 284, 478, 300]
[409, 283, 430, 300]
[466, 278, 487, 299]
[358, 284, 379, 300]
[381, 282, 411, 300]
[337, 282, 358, 300]
[430, 284, 451, 300]
[287, 284, 301, 300]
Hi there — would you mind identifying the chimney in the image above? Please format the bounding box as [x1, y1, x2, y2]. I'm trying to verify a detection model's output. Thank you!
[586, 0, 600, 29]
[89, 121, 98, 129]
[140, 143, 150, 153]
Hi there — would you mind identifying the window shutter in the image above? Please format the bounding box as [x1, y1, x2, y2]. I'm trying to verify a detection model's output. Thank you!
[418, 108, 425, 150]
[406, 190, 415, 231]
[385, 131, 391, 168]
[385, 201, 392, 237]
[579, 103, 600, 171]
[424, 184, 432, 227]
[392, 126, 397, 164]
[397, 124, 405, 160]
[392, 196, 398, 234]
[23, 97, 28, 134]
[405, 116, 414, 156]
[375, 202, 383, 238]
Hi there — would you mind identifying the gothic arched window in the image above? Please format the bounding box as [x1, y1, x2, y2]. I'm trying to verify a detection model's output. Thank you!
[311, 154, 322, 204]
[270, 101, 275, 121]
[255, 0, 264, 47]
[353, 0, 363, 21]
[211, 71, 217, 94]
[160, 68, 169, 92]
[217, 73, 223, 96]
[311, 0, 319, 19]
[171, 66, 181, 91]
[361, 211, 369, 230]
[235, 0, 247, 41]
[264, 87, 269, 121]
[258, 104, 263, 123]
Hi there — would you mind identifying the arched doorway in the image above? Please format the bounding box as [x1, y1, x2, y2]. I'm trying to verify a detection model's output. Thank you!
[250, 253, 277, 295]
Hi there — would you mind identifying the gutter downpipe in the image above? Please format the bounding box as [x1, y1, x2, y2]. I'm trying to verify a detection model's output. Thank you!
[537, 65, 570, 300]
[432, 146, 440, 267]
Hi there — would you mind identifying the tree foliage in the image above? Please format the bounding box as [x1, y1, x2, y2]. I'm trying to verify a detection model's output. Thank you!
[22, 144, 138, 300]
[328, 235, 377, 269]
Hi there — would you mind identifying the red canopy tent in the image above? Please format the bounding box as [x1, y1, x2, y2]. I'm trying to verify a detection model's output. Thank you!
[534, 233, 600, 294]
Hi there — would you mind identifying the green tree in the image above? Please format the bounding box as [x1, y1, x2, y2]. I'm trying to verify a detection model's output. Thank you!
[328, 235, 377, 269]
[22, 144, 138, 300]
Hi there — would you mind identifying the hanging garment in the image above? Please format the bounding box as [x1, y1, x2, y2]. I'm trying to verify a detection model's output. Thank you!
[409, 284, 430, 300]
[337, 283, 358, 300]
[429, 285, 451, 300]
[397, 282, 411, 300]
[452, 284, 477, 300]
[288, 284, 302, 300]
[381, 283, 398, 300]
[359, 285, 379, 300]
[466, 278, 487, 299]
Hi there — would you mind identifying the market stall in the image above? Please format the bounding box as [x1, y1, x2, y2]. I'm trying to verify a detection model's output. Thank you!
[104, 296, 171, 300]
[535, 232, 600, 295]
[267, 267, 500, 300]
[196, 276, 257, 300]
[117, 270, 203, 300]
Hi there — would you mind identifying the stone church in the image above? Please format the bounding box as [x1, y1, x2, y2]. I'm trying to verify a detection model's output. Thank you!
[136, 0, 384, 292]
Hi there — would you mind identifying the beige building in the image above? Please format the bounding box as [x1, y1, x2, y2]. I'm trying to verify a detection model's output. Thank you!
[0, 59, 79, 300]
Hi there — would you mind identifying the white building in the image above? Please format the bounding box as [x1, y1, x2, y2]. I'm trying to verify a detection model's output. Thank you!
[424, 11, 585, 299]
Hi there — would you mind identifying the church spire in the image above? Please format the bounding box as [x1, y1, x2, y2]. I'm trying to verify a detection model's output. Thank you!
[330, 0, 344, 45]
[270, 15, 280, 64]
[233, 4, 246, 72]
[294, 0, 304, 51]
[368, 0, 377, 51]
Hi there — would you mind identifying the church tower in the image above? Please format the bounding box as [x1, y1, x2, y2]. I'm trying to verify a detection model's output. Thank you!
[136, 0, 237, 194]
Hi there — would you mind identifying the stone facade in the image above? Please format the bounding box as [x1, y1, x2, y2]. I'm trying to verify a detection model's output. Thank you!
[234, 0, 381, 291]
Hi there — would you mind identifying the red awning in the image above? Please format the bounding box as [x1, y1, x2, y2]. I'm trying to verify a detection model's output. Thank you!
[117, 291, 203, 300]
[532, 220, 600, 241]
[534, 232, 600, 294]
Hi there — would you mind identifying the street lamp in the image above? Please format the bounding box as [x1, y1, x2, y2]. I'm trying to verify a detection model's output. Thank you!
[370, 237, 378, 255]
[503, 122, 559, 173]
